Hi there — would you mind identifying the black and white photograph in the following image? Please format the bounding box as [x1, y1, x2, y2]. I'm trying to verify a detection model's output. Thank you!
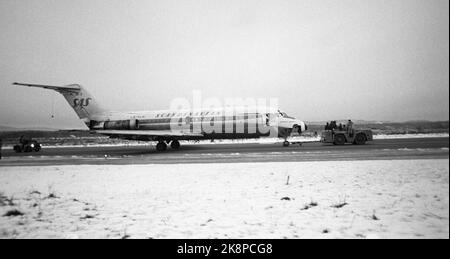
[0, 0, 448, 242]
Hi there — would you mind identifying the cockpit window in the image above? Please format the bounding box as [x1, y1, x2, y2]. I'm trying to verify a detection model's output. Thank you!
[278, 110, 288, 117]
[278, 110, 294, 119]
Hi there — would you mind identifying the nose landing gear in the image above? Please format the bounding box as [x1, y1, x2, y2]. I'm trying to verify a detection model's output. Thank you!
[281, 125, 304, 147]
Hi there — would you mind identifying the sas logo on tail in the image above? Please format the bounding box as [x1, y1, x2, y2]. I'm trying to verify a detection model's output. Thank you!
[73, 98, 92, 108]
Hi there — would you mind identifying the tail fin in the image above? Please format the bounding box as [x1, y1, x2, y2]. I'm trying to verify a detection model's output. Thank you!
[13, 82, 106, 125]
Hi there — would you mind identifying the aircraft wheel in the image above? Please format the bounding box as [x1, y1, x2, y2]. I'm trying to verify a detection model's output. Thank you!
[170, 140, 181, 149]
[13, 145, 22, 153]
[283, 141, 290, 147]
[156, 142, 167, 151]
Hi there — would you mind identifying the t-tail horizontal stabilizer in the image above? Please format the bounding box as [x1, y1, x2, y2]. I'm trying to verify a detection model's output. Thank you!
[13, 82, 81, 92]
[13, 82, 106, 125]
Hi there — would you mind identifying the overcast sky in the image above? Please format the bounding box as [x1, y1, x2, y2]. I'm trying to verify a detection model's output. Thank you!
[0, 0, 448, 129]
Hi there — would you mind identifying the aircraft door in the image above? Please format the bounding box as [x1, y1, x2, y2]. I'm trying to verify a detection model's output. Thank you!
[265, 113, 279, 126]
[185, 116, 193, 132]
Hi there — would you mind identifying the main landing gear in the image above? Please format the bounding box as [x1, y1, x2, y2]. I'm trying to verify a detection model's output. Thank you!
[282, 139, 303, 147]
[282, 127, 303, 147]
[156, 140, 181, 151]
[170, 140, 181, 149]
[156, 141, 167, 151]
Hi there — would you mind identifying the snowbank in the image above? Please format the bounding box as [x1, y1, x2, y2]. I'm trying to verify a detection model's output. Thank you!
[0, 159, 448, 239]
[373, 133, 449, 139]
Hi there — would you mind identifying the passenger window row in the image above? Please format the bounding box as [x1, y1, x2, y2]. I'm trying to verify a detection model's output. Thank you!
[154, 113, 263, 119]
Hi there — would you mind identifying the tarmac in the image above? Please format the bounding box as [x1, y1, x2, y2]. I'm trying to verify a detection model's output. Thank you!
[0, 137, 448, 166]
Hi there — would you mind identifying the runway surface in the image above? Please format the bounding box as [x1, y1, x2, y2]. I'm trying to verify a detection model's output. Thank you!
[0, 137, 448, 166]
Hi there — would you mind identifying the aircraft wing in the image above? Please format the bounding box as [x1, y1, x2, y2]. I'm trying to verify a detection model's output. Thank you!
[96, 130, 203, 138]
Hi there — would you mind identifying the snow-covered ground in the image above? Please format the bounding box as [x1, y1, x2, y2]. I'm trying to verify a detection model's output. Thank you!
[0, 159, 448, 239]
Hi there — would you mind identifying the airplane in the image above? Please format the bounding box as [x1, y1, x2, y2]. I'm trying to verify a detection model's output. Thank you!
[13, 82, 308, 151]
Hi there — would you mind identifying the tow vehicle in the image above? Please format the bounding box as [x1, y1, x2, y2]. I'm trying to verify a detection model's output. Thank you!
[321, 129, 373, 145]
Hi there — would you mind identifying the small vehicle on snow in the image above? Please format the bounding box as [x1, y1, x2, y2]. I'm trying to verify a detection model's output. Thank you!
[13, 137, 42, 153]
